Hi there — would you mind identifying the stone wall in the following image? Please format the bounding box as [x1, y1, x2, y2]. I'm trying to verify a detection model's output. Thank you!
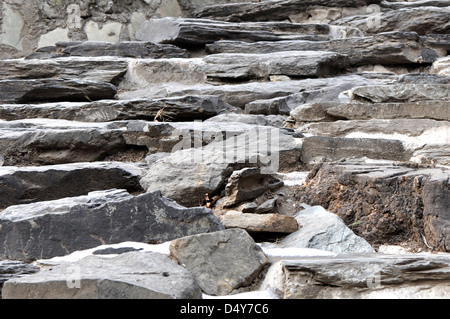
[0, 0, 240, 58]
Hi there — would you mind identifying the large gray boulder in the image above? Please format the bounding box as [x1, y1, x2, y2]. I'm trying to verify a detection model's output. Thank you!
[0, 189, 224, 261]
[2, 251, 202, 299]
[170, 229, 268, 296]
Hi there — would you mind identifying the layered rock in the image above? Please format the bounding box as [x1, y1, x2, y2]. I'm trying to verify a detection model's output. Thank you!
[55, 41, 189, 59]
[195, 0, 383, 22]
[135, 17, 360, 46]
[262, 253, 450, 299]
[295, 162, 450, 252]
[333, 7, 450, 35]
[206, 32, 450, 66]
[0, 95, 238, 122]
[0, 119, 174, 166]
[140, 126, 302, 207]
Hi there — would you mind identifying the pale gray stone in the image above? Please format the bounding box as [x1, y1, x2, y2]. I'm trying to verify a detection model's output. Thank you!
[2, 251, 202, 299]
[170, 229, 268, 296]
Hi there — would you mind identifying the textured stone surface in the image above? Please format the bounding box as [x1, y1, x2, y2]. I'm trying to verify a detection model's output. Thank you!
[0, 119, 174, 166]
[0, 162, 147, 209]
[0, 189, 224, 261]
[195, 0, 382, 22]
[0, 79, 118, 104]
[263, 205, 374, 254]
[0, 95, 238, 122]
[348, 84, 450, 103]
[140, 126, 302, 207]
[56, 41, 188, 58]
[219, 211, 299, 234]
[2, 251, 202, 299]
[170, 229, 268, 295]
[301, 136, 410, 165]
[206, 32, 450, 66]
[0, 57, 128, 84]
[262, 253, 450, 299]
[333, 7, 450, 35]
[294, 162, 450, 252]
[136, 17, 359, 46]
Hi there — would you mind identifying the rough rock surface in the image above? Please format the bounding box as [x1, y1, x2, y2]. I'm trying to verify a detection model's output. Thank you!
[0, 189, 223, 261]
[262, 253, 450, 299]
[0, 0, 449, 300]
[170, 229, 268, 296]
[295, 162, 450, 252]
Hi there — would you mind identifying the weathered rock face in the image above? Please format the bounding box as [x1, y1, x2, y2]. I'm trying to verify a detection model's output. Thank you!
[0, 79, 118, 104]
[294, 162, 450, 252]
[169, 229, 268, 296]
[0, 95, 238, 122]
[0, 260, 39, 292]
[0, 162, 147, 209]
[2, 251, 202, 299]
[55, 41, 189, 59]
[1, 0, 449, 301]
[206, 32, 450, 66]
[0, 119, 174, 166]
[262, 254, 450, 299]
[135, 17, 358, 46]
[0, 189, 224, 261]
[140, 126, 303, 207]
[219, 212, 299, 235]
[195, 0, 383, 22]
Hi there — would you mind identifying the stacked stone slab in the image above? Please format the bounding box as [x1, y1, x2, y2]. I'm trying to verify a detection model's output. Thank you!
[0, 0, 449, 299]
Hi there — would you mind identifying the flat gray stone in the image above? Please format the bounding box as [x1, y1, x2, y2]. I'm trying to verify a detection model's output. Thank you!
[264, 205, 374, 254]
[56, 41, 188, 59]
[2, 251, 202, 299]
[195, 0, 382, 22]
[0, 162, 147, 209]
[0, 79, 117, 104]
[0, 189, 224, 261]
[333, 7, 450, 35]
